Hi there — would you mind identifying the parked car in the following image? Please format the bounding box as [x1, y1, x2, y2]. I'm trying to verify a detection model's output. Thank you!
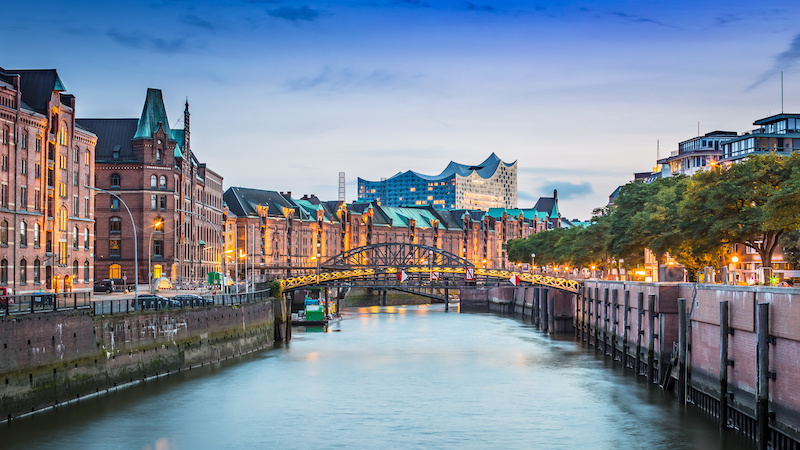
[132, 294, 181, 309]
[94, 279, 116, 293]
[172, 294, 210, 307]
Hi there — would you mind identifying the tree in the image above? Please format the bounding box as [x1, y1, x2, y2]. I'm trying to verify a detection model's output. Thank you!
[680, 153, 794, 269]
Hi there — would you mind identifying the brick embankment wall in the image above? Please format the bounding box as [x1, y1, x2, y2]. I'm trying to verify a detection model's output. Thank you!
[0, 301, 275, 421]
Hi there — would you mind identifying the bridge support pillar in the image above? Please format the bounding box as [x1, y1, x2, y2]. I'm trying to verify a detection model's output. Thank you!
[541, 289, 549, 334]
[444, 283, 449, 312]
[533, 288, 540, 327]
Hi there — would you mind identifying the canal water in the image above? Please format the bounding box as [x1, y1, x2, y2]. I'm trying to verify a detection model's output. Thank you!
[1, 305, 753, 449]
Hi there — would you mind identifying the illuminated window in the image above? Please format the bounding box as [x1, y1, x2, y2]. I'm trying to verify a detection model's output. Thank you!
[409, 187, 415, 192]
[109, 238, 121, 257]
[84, 261, 90, 282]
[427, 196, 433, 200]
[59, 122, 68, 146]
[59, 242, 67, 265]
[109, 263, 121, 279]
[59, 207, 68, 231]
[154, 264, 163, 278]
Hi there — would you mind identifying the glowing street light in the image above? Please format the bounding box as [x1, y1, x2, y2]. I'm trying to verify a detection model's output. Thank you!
[148, 218, 163, 293]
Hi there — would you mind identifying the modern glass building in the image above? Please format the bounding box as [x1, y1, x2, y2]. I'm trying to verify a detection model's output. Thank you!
[721, 113, 800, 162]
[357, 153, 517, 210]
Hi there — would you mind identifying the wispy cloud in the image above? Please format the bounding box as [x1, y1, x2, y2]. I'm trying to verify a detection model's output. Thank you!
[749, 33, 800, 90]
[182, 14, 217, 32]
[465, 2, 497, 13]
[393, 0, 431, 8]
[285, 67, 405, 92]
[107, 30, 203, 53]
[609, 11, 675, 29]
[267, 5, 323, 21]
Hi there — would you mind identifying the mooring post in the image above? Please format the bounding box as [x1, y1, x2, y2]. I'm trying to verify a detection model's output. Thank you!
[533, 288, 540, 327]
[719, 300, 729, 427]
[635, 292, 644, 376]
[611, 289, 618, 362]
[623, 290, 630, 367]
[583, 286, 589, 342]
[756, 302, 771, 450]
[444, 280, 449, 312]
[678, 298, 687, 404]
[548, 292, 555, 333]
[587, 287, 593, 345]
[647, 294, 657, 384]
[522, 286, 528, 317]
[602, 288, 609, 356]
[541, 289, 549, 333]
[594, 287, 601, 351]
[574, 286, 581, 339]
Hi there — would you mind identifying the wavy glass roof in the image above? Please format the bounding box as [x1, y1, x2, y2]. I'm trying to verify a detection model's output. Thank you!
[362, 153, 515, 183]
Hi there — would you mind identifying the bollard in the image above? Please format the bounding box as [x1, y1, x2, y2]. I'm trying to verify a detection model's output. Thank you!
[635, 292, 644, 376]
[719, 300, 729, 428]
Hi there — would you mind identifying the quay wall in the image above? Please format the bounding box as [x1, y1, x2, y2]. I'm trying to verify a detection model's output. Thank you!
[0, 301, 276, 421]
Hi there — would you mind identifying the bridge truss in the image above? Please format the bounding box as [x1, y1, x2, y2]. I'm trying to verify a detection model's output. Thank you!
[281, 243, 580, 294]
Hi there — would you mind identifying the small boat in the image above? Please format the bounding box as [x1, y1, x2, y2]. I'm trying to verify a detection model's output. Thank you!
[291, 296, 340, 326]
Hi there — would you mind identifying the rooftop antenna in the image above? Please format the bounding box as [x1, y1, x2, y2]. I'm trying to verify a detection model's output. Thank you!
[657, 139, 660, 161]
[782, 71, 784, 113]
[697, 121, 700, 137]
[338, 172, 346, 202]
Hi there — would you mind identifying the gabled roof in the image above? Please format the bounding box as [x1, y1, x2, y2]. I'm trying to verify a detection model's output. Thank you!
[76, 118, 139, 162]
[134, 88, 174, 140]
[224, 187, 311, 220]
[1, 68, 64, 114]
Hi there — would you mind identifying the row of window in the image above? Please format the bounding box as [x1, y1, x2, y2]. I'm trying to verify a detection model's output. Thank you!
[109, 173, 169, 190]
[0, 219, 91, 250]
[0, 259, 91, 285]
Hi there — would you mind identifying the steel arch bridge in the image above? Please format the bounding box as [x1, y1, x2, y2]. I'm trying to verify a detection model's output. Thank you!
[280, 243, 580, 294]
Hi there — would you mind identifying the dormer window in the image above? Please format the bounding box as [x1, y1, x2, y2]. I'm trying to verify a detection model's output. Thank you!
[112, 144, 120, 159]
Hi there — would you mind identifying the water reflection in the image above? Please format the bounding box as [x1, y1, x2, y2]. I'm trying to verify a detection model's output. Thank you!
[1, 305, 752, 450]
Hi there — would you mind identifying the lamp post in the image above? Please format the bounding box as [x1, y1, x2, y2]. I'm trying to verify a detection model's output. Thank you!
[731, 255, 739, 285]
[531, 253, 536, 274]
[148, 218, 163, 293]
[86, 186, 138, 305]
[177, 209, 226, 293]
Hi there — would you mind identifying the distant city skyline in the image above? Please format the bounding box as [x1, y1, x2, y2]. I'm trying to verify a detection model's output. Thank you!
[5, 0, 800, 219]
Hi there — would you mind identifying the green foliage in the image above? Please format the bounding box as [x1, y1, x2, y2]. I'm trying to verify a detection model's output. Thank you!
[267, 280, 283, 298]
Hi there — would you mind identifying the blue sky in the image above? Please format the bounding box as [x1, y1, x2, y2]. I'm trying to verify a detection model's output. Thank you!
[6, 1, 800, 219]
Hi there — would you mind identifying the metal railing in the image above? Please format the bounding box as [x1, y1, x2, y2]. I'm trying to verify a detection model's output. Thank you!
[0, 289, 271, 316]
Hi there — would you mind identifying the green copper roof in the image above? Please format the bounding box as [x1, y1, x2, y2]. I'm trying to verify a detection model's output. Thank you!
[134, 88, 171, 140]
[53, 75, 66, 92]
[172, 129, 184, 158]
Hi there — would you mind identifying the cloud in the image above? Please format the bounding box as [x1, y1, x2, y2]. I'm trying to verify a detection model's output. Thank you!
[182, 14, 217, 32]
[267, 5, 322, 21]
[536, 181, 593, 200]
[610, 11, 675, 29]
[517, 191, 539, 201]
[749, 33, 800, 90]
[393, 0, 431, 8]
[465, 2, 497, 13]
[284, 66, 402, 92]
[107, 30, 203, 54]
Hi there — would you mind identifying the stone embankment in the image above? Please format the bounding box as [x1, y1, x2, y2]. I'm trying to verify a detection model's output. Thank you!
[0, 300, 279, 421]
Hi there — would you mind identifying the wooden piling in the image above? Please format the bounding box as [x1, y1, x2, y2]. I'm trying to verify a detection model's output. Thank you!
[756, 302, 771, 450]
[635, 292, 643, 376]
[444, 280, 449, 312]
[533, 288, 540, 327]
[720, 300, 729, 427]
[583, 287, 589, 342]
[603, 288, 609, 356]
[647, 294, 656, 384]
[541, 289, 549, 333]
[623, 290, 630, 367]
[678, 298, 687, 404]
[594, 287, 601, 351]
[548, 293, 555, 333]
[611, 289, 618, 361]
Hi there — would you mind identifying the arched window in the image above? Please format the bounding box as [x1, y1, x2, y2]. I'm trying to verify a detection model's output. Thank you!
[110, 173, 121, 188]
[19, 221, 27, 247]
[60, 121, 69, 146]
[84, 261, 90, 282]
[33, 259, 40, 283]
[0, 259, 7, 284]
[159, 176, 166, 189]
[84, 228, 90, 250]
[33, 223, 40, 247]
[0, 220, 7, 245]
[109, 263, 121, 279]
[150, 175, 157, 188]
[110, 217, 121, 234]
[156, 148, 162, 161]
[20, 259, 27, 284]
[73, 226, 79, 249]
[59, 207, 68, 231]
[73, 260, 79, 277]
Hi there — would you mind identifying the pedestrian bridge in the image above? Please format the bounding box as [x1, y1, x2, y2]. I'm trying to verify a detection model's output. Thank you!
[279, 243, 580, 294]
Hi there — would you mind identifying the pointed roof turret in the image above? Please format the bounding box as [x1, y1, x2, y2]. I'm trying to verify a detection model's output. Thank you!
[133, 88, 171, 140]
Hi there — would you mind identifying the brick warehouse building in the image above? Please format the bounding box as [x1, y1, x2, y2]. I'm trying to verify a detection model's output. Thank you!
[223, 187, 553, 282]
[0, 68, 97, 294]
[78, 89, 223, 288]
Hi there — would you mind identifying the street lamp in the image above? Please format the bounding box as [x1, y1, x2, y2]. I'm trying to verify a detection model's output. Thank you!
[531, 253, 536, 274]
[148, 218, 163, 293]
[86, 186, 138, 305]
[177, 209, 226, 293]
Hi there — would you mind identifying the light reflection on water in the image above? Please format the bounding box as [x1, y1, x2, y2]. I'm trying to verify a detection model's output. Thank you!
[1, 305, 753, 450]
